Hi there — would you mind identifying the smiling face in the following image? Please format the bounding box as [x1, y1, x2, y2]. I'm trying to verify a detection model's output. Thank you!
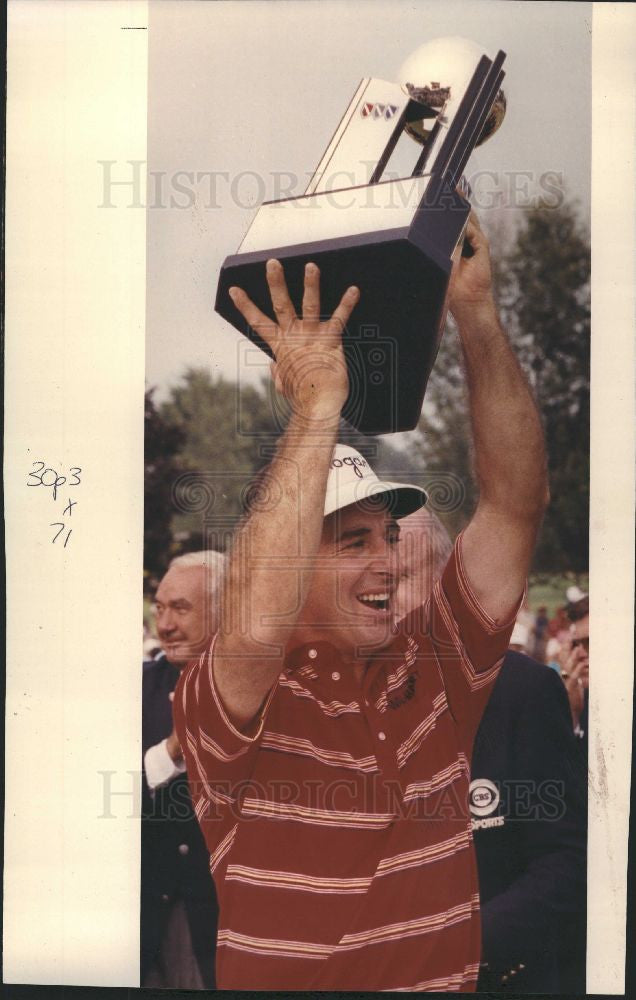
[292, 502, 401, 662]
[153, 564, 217, 666]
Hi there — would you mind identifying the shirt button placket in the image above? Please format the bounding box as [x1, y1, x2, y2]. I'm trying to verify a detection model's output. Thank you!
[374, 727, 397, 782]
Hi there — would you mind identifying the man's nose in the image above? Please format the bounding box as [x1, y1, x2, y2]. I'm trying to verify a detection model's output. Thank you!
[157, 609, 177, 635]
[368, 546, 398, 580]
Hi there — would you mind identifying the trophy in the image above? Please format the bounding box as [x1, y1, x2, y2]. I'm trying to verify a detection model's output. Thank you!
[215, 37, 506, 434]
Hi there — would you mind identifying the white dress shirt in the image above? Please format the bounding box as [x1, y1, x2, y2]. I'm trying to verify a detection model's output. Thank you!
[144, 738, 187, 791]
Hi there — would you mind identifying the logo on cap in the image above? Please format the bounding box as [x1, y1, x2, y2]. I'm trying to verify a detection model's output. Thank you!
[330, 455, 368, 479]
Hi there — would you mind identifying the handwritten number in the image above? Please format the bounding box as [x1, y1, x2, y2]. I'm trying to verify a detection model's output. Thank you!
[28, 462, 81, 497]
[27, 461, 45, 486]
[41, 469, 66, 500]
[33, 464, 80, 547]
[50, 522, 66, 543]
[50, 523, 72, 547]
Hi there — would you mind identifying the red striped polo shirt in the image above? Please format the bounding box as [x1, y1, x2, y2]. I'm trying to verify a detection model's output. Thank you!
[174, 536, 519, 991]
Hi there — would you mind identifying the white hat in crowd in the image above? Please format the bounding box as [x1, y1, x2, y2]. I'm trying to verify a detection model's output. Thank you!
[324, 444, 427, 519]
[566, 585, 587, 604]
[509, 621, 529, 650]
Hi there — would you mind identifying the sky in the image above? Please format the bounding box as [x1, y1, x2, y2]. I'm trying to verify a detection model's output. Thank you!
[145, 0, 592, 402]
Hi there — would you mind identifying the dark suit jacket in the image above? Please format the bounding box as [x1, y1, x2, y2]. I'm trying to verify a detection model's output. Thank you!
[472, 652, 588, 993]
[141, 656, 218, 988]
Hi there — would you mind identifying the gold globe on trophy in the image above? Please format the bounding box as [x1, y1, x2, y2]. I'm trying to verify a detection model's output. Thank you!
[399, 36, 507, 153]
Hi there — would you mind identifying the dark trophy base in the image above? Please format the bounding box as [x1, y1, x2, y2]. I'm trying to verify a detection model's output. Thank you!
[216, 192, 469, 435]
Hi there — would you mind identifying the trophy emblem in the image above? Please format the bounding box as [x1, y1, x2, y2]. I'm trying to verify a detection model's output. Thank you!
[216, 37, 507, 434]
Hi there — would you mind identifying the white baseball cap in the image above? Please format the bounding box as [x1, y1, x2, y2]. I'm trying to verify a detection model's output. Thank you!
[323, 444, 427, 519]
[566, 585, 587, 604]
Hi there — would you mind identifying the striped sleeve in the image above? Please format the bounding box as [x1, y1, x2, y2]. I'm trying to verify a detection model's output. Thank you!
[173, 635, 275, 853]
[428, 533, 522, 743]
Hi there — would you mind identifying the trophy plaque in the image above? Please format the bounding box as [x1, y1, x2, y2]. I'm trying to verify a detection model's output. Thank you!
[215, 37, 506, 434]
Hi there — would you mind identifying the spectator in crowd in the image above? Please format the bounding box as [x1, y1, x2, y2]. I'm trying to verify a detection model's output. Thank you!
[391, 505, 452, 623]
[548, 605, 571, 645]
[141, 550, 226, 988]
[395, 509, 587, 993]
[543, 587, 589, 740]
[394, 510, 527, 658]
[558, 598, 589, 750]
[532, 605, 549, 662]
[175, 224, 548, 992]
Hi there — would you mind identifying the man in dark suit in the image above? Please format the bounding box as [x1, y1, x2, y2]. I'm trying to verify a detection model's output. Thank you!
[141, 550, 226, 988]
[471, 651, 587, 992]
[395, 509, 587, 993]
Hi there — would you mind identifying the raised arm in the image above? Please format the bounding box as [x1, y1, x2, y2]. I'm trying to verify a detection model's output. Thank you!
[214, 260, 359, 728]
[448, 212, 549, 623]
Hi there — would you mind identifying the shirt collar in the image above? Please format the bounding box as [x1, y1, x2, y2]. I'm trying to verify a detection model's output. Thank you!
[283, 630, 413, 684]
[284, 640, 345, 675]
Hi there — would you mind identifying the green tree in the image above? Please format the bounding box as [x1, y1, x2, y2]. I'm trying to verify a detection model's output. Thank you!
[413, 200, 590, 572]
[159, 369, 285, 551]
[144, 387, 185, 587]
[502, 201, 590, 572]
[411, 323, 476, 539]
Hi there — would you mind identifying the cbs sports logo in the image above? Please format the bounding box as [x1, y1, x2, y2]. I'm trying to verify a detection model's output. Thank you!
[469, 778, 504, 831]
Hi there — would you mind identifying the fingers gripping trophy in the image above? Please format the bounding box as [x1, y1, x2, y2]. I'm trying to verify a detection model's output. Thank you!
[216, 36, 507, 434]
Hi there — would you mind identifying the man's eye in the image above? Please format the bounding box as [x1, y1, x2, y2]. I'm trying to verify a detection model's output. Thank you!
[343, 540, 365, 551]
[388, 534, 401, 545]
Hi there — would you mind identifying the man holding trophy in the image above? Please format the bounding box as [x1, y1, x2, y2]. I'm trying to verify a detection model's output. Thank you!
[174, 39, 549, 991]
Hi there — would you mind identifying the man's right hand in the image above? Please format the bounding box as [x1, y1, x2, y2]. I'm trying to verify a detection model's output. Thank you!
[229, 259, 358, 423]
